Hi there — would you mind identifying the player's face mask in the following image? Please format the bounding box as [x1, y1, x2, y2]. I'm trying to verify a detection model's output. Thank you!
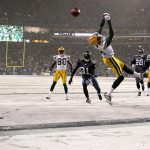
[89, 33, 105, 46]
[138, 49, 144, 56]
[84, 51, 91, 61]
[58, 47, 65, 56]
[59, 50, 64, 55]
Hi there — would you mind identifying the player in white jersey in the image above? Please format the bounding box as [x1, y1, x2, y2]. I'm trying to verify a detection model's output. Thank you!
[88, 13, 142, 104]
[46, 47, 73, 100]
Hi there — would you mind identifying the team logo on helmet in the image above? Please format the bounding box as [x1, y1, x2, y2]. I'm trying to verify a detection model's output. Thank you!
[58, 46, 65, 52]
[88, 33, 104, 46]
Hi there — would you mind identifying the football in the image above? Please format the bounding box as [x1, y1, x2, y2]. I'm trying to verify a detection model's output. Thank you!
[70, 7, 80, 17]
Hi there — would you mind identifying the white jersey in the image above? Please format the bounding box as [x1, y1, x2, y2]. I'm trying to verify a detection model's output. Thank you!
[53, 54, 70, 70]
[94, 36, 114, 58]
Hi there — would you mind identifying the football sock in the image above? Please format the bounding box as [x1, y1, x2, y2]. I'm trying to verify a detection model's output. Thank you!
[83, 84, 89, 98]
[136, 82, 140, 89]
[107, 87, 115, 96]
[147, 82, 150, 95]
[50, 81, 57, 92]
[63, 83, 68, 94]
[112, 76, 124, 89]
[148, 82, 150, 88]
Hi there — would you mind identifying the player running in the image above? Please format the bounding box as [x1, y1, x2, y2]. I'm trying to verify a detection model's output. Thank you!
[88, 13, 142, 104]
[68, 50, 102, 104]
[131, 48, 147, 96]
[46, 47, 73, 100]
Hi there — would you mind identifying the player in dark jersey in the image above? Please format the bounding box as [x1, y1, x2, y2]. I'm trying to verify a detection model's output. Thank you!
[131, 48, 147, 96]
[68, 50, 102, 104]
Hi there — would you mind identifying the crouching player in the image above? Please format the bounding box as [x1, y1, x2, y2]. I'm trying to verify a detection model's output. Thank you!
[47, 47, 73, 100]
[68, 50, 102, 104]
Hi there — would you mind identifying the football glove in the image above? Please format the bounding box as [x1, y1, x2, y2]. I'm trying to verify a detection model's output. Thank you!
[103, 13, 110, 21]
[68, 78, 73, 85]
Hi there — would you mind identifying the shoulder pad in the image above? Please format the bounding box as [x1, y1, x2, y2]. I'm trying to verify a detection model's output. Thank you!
[147, 54, 150, 61]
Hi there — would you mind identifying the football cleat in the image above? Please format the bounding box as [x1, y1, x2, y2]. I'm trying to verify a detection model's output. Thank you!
[104, 92, 112, 105]
[46, 91, 52, 100]
[138, 92, 141, 96]
[98, 94, 102, 100]
[86, 97, 91, 104]
[66, 94, 69, 100]
[46, 95, 51, 99]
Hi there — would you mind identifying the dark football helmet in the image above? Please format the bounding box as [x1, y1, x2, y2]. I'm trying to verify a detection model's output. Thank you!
[84, 50, 91, 61]
[138, 48, 144, 56]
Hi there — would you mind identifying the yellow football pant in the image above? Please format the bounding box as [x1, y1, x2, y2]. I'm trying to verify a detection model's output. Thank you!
[148, 69, 150, 82]
[103, 55, 125, 77]
[53, 70, 67, 84]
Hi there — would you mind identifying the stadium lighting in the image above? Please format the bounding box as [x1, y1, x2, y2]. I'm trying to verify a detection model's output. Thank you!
[25, 39, 30, 43]
[54, 32, 93, 37]
[74, 33, 93, 37]
[54, 32, 150, 38]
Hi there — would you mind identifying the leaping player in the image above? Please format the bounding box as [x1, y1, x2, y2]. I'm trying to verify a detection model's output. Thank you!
[46, 47, 73, 100]
[88, 13, 143, 104]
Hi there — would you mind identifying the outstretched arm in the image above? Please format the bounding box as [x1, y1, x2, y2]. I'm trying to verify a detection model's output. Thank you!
[49, 61, 56, 71]
[97, 18, 105, 34]
[70, 62, 80, 79]
[68, 60, 80, 85]
[105, 20, 114, 47]
[131, 57, 136, 66]
[67, 60, 73, 72]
